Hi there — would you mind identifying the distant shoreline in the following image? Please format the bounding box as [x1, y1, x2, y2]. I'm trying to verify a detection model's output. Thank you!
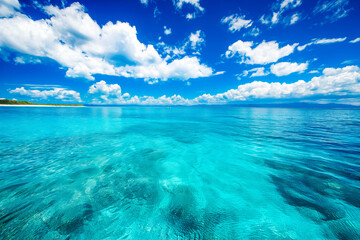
[0, 99, 83, 107]
[0, 104, 85, 107]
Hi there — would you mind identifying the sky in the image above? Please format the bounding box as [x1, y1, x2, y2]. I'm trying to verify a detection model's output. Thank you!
[0, 0, 359, 105]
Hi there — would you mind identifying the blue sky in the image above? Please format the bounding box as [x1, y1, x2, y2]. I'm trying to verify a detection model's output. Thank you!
[0, 0, 359, 105]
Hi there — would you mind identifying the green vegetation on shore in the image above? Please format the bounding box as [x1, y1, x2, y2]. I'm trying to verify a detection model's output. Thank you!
[0, 99, 83, 106]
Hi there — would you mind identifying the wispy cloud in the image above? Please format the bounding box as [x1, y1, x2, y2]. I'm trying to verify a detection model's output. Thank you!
[297, 37, 347, 51]
[313, 0, 351, 23]
[221, 14, 253, 33]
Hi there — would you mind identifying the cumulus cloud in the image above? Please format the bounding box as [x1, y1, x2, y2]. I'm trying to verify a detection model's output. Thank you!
[314, 0, 351, 22]
[270, 62, 308, 76]
[87, 66, 360, 105]
[164, 26, 172, 35]
[0, 2, 213, 82]
[9, 87, 81, 102]
[189, 30, 204, 49]
[88, 81, 190, 105]
[88, 80, 121, 96]
[297, 37, 347, 51]
[193, 65, 360, 104]
[139, 0, 149, 6]
[88, 80, 123, 102]
[221, 14, 253, 33]
[0, 0, 20, 17]
[116, 56, 212, 81]
[226, 40, 298, 65]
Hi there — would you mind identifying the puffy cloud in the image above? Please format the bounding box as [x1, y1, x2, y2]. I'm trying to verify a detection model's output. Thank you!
[221, 14, 253, 33]
[88, 80, 122, 102]
[226, 40, 298, 65]
[88, 80, 121, 96]
[185, 13, 195, 19]
[270, 62, 308, 76]
[193, 65, 360, 104]
[297, 37, 347, 51]
[0, 2, 213, 82]
[88, 81, 191, 105]
[116, 56, 212, 81]
[314, 0, 351, 22]
[189, 30, 204, 49]
[350, 38, 360, 43]
[164, 26, 172, 35]
[9, 87, 81, 102]
[88, 66, 360, 106]
[0, 0, 20, 17]
[139, 0, 149, 6]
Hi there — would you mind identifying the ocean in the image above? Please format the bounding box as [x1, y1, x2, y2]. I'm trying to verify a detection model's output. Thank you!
[0, 106, 359, 239]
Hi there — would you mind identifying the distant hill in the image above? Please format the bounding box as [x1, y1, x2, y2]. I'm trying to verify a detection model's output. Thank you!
[0, 99, 83, 106]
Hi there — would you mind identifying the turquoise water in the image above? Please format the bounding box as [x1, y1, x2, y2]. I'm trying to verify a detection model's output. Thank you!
[0, 106, 359, 239]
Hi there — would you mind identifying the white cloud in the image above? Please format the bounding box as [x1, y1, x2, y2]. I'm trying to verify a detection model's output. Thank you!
[245, 27, 260, 37]
[116, 56, 212, 81]
[271, 12, 280, 24]
[350, 38, 360, 43]
[313, 37, 347, 44]
[164, 26, 172, 35]
[297, 37, 347, 51]
[9, 87, 81, 102]
[0, 0, 20, 17]
[259, 15, 270, 25]
[14, 56, 41, 64]
[88, 80, 123, 102]
[290, 13, 300, 24]
[226, 40, 298, 65]
[280, 0, 302, 10]
[185, 13, 195, 19]
[139, 0, 149, 6]
[193, 65, 360, 104]
[88, 66, 360, 105]
[221, 14, 253, 33]
[261, 0, 302, 26]
[243, 67, 269, 78]
[157, 30, 205, 61]
[88, 80, 121, 96]
[174, 0, 204, 12]
[0, 2, 214, 82]
[314, 0, 351, 22]
[189, 30, 204, 49]
[270, 62, 308, 76]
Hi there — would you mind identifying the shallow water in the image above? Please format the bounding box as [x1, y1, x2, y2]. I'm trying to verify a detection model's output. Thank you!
[0, 106, 359, 239]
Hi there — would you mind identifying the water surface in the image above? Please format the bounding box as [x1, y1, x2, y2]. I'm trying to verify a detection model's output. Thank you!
[0, 106, 359, 239]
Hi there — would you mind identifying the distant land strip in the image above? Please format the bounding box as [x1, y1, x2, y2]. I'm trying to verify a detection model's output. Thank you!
[0, 99, 83, 106]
